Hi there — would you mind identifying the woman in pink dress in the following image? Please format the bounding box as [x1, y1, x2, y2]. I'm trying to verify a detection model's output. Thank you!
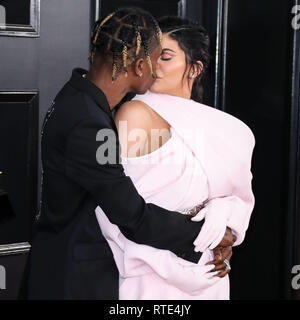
[95, 16, 255, 300]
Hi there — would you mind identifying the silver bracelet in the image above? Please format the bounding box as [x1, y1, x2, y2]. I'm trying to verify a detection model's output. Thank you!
[180, 198, 209, 216]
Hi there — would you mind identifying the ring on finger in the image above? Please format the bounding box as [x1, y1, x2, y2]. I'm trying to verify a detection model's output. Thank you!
[224, 258, 231, 271]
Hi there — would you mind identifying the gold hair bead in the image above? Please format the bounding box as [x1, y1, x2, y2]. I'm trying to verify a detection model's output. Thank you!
[112, 62, 117, 82]
[122, 44, 128, 77]
[157, 29, 163, 49]
[146, 55, 155, 78]
[89, 48, 96, 64]
[93, 12, 116, 45]
[136, 31, 141, 56]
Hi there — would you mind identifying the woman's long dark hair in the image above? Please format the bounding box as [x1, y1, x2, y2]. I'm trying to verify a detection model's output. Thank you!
[158, 16, 211, 103]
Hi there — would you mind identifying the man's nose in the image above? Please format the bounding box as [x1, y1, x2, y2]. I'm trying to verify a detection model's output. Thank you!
[154, 60, 161, 72]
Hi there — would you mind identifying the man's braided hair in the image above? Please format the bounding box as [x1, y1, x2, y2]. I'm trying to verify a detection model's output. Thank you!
[89, 7, 162, 82]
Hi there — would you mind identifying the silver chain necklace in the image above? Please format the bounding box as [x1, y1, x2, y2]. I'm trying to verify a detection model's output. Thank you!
[36, 100, 56, 220]
[37, 74, 86, 219]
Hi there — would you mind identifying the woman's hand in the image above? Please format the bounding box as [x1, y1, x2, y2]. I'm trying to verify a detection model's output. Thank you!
[191, 198, 234, 252]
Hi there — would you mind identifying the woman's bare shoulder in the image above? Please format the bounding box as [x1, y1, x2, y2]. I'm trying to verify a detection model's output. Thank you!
[114, 99, 154, 131]
[114, 100, 155, 158]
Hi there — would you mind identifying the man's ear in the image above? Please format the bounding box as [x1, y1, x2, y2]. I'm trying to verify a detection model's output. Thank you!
[194, 60, 204, 77]
[134, 58, 144, 76]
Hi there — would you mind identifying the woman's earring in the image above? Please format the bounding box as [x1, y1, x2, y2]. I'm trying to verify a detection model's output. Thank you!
[189, 73, 195, 79]
[139, 73, 143, 77]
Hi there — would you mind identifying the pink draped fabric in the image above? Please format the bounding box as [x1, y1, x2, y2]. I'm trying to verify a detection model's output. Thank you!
[95, 91, 255, 300]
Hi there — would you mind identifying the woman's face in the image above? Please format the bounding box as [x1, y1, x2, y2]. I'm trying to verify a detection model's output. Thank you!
[150, 33, 189, 97]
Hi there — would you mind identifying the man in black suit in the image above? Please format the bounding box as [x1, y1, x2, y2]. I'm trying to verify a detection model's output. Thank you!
[25, 7, 235, 299]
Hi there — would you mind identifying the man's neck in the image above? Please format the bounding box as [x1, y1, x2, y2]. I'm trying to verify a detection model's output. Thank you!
[85, 68, 129, 110]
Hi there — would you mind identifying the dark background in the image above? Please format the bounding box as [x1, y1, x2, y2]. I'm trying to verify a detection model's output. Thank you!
[0, 0, 299, 300]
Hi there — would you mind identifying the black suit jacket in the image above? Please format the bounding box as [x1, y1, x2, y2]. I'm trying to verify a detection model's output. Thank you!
[26, 68, 203, 299]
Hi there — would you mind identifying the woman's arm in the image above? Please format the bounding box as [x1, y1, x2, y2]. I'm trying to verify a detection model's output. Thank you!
[192, 137, 255, 251]
[192, 194, 254, 252]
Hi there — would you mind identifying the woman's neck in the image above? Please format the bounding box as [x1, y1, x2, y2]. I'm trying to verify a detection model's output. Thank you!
[151, 87, 192, 100]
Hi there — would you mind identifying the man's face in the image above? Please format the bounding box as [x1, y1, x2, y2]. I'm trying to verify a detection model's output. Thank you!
[134, 44, 162, 94]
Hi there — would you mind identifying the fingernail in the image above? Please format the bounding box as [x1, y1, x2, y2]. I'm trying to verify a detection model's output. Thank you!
[209, 271, 220, 278]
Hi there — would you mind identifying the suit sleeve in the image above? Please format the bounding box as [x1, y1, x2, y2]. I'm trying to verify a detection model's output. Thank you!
[65, 116, 203, 262]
